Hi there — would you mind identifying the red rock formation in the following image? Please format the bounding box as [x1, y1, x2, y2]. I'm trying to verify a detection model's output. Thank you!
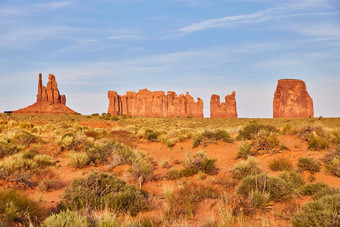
[273, 79, 313, 118]
[210, 91, 237, 118]
[13, 73, 77, 115]
[108, 89, 203, 118]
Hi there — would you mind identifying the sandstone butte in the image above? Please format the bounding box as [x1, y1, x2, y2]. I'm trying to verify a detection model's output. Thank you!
[273, 79, 314, 118]
[210, 91, 238, 118]
[13, 73, 77, 115]
[108, 89, 203, 118]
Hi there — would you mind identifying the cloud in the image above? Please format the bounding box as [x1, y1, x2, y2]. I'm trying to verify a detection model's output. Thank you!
[169, 0, 338, 37]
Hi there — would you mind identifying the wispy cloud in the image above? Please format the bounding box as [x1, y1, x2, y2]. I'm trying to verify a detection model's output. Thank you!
[169, 0, 338, 37]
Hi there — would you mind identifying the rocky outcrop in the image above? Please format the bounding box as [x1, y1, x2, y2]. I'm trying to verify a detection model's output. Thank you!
[108, 89, 203, 118]
[210, 91, 237, 118]
[13, 73, 77, 115]
[273, 79, 313, 118]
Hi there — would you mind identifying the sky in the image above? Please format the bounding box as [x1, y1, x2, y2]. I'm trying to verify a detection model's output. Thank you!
[0, 0, 339, 117]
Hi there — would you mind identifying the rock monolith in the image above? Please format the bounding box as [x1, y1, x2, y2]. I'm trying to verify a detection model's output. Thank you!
[108, 89, 203, 118]
[210, 91, 237, 118]
[13, 73, 77, 114]
[273, 79, 313, 118]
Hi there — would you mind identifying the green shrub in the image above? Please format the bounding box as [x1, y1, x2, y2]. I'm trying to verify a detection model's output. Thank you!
[301, 182, 330, 196]
[308, 134, 330, 150]
[163, 183, 219, 219]
[323, 148, 340, 177]
[0, 189, 43, 226]
[297, 157, 322, 173]
[230, 157, 261, 180]
[68, 152, 89, 168]
[128, 153, 154, 183]
[279, 171, 305, 195]
[60, 132, 89, 151]
[253, 131, 280, 151]
[43, 210, 89, 227]
[62, 172, 147, 215]
[167, 152, 217, 180]
[291, 194, 340, 227]
[38, 178, 62, 192]
[236, 142, 254, 159]
[268, 158, 293, 171]
[238, 173, 291, 201]
[192, 130, 233, 148]
[250, 190, 271, 211]
[237, 122, 277, 140]
[314, 187, 340, 199]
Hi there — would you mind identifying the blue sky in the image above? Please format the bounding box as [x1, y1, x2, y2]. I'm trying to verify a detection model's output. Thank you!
[0, 0, 339, 117]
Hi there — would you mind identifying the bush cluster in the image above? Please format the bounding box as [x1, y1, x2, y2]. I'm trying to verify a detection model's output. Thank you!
[193, 130, 233, 148]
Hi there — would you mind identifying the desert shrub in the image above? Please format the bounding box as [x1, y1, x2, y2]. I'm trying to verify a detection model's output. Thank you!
[250, 190, 272, 211]
[308, 134, 330, 150]
[0, 153, 53, 185]
[253, 131, 280, 151]
[62, 172, 147, 215]
[297, 157, 322, 173]
[301, 182, 330, 196]
[0, 189, 43, 226]
[60, 132, 89, 151]
[68, 152, 89, 168]
[141, 129, 159, 142]
[268, 158, 293, 171]
[192, 129, 233, 148]
[297, 124, 325, 140]
[38, 178, 62, 192]
[291, 194, 340, 227]
[0, 130, 38, 158]
[128, 152, 154, 183]
[237, 122, 277, 140]
[43, 210, 89, 227]
[313, 187, 340, 199]
[230, 157, 261, 180]
[86, 140, 134, 166]
[236, 142, 254, 159]
[168, 151, 217, 180]
[279, 171, 305, 195]
[238, 173, 291, 201]
[323, 148, 340, 177]
[163, 183, 219, 220]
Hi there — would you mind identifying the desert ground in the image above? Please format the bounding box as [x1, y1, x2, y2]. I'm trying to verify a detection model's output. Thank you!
[0, 113, 339, 226]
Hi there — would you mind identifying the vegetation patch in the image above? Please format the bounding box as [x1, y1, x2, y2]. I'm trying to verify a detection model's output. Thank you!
[230, 157, 261, 180]
[268, 158, 293, 171]
[237, 122, 277, 140]
[62, 172, 147, 215]
[192, 129, 233, 148]
[297, 157, 322, 173]
[43, 210, 89, 227]
[291, 194, 340, 227]
[0, 189, 43, 226]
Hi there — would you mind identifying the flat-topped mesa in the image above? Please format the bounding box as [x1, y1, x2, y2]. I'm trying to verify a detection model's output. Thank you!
[108, 89, 203, 118]
[210, 91, 237, 118]
[13, 73, 77, 115]
[273, 79, 313, 118]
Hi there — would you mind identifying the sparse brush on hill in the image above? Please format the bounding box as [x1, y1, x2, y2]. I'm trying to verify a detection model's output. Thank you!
[238, 173, 299, 202]
[268, 158, 293, 171]
[300, 182, 339, 199]
[0, 189, 44, 226]
[42, 210, 90, 227]
[236, 142, 255, 159]
[253, 131, 281, 152]
[167, 151, 217, 179]
[192, 129, 233, 148]
[230, 157, 262, 180]
[0, 152, 53, 187]
[0, 129, 38, 158]
[291, 194, 340, 227]
[163, 183, 219, 220]
[128, 151, 154, 184]
[322, 147, 340, 177]
[62, 172, 148, 216]
[297, 157, 322, 173]
[237, 122, 278, 140]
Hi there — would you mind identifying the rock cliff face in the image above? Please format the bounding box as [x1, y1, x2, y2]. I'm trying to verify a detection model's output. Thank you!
[13, 73, 77, 114]
[210, 91, 237, 118]
[108, 89, 203, 118]
[273, 79, 313, 118]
